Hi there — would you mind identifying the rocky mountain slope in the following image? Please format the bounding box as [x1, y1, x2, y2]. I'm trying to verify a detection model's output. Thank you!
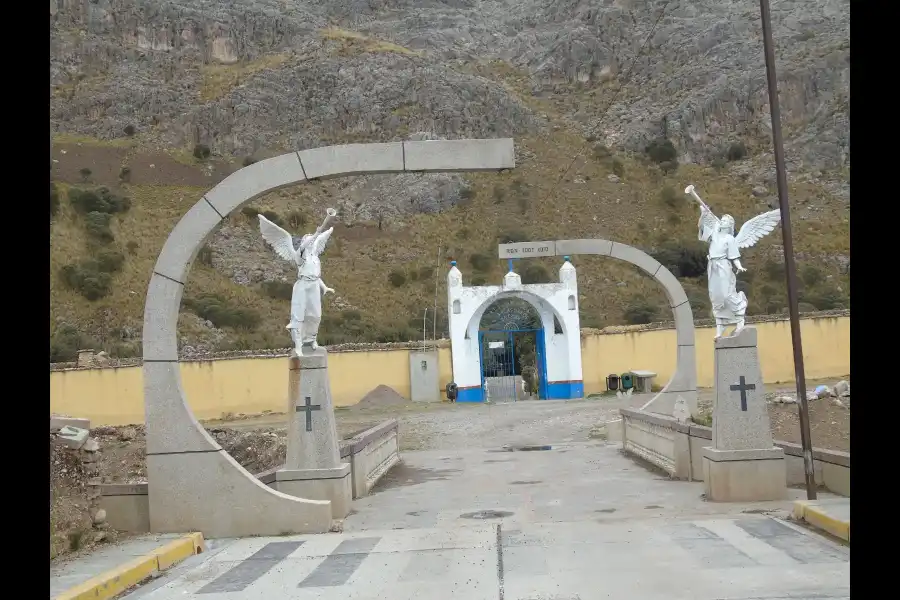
[49, 0, 850, 360]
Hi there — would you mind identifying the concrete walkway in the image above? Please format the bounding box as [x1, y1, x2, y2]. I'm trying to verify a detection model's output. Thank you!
[120, 441, 850, 600]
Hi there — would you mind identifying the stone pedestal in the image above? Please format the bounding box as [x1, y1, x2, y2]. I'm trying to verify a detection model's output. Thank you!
[275, 349, 352, 518]
[702, 327, 786, 502]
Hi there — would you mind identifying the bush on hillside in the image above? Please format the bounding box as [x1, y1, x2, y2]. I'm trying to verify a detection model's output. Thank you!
[50, 324, 100, 363]
[183, 294, 261, 330]
[69, 186, 131, 215]
[623, 299, 658, 325]
[658, 186, 680, 208]
[498, 229, 528, 244]
[261, 210, 284, 227]
[652, 242, 707, 278]
[262, 280, 293, 301]
[287, 211, 307, 229]
[611, 158, 625, 178]
[726, 141, 748, 161]
[79, 168, 92, 182]
[521, 263, 551, 284]
[83, 212, 114, 243]
[388, 269, 407, 287]
[50, 183, 60, 216]
[59, 263, 112, 301]
[469, 253, 492, 272]
[193, 144, 211, 160]
[123, 124, 136, 136]
[645, 138, 677, 164]
[241, 206, 260, 220]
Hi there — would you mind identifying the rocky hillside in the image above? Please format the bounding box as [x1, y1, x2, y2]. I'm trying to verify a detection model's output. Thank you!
[49, 0, 850, 360]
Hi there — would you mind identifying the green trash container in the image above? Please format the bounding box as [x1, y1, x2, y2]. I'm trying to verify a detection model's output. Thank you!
[620, 372, 634, 390]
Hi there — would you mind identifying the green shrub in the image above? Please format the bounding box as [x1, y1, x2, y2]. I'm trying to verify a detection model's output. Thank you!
[69, 187, 131, 214]
[659, 160, 678, 175]
[79, 167, 92, 182]
[645, 138, 677, 164]
[800, 285, 846, 311]
[471, 276, 487, 286]
[123, 124, 136, 136]
[658, 185, 680, 208]
[623, 300, 658, 325]
[50, 324, 100, 363]
[498, 230, 528, 244]
[592, 143, 612, 160]
[261, 280, 292, 301]
[126, 240, 139, 255]
[261, 210, 283, 227]
[341, 309, 362, 321]
[241, 206, 260, 220]
[726, 141, 748, 161]
[84, 211, 114, 243]
[521, 263, 550, 284]
[59, 263, 112, 301]
[801, 265, 823, 286]
[193, 144, 211, 160]
[388, 269, 407, 287]
[711, 157, 727, 171]
[93, 250, 125, 273]
[611, 158, 625, 177]
[458, 187, 475, 201]
[492, 185, 506, 203]
[50, 183, 60, 216]
[469, 253, 492, 272]
[183, 294, 261, 330]
[652, 242, 707, 278]
[763, 259, 785, 280]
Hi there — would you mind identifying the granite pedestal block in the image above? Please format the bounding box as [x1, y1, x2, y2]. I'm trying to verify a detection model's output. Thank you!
[275, 349, 352, 518]
[704, 327, 787, 502]
[702, 447, 787, 502]
[270, 464, 352, 519]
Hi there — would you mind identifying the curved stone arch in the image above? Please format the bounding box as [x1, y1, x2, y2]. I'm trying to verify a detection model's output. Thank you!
[551, 239, 698, 416]
[142, 140, 515, 537]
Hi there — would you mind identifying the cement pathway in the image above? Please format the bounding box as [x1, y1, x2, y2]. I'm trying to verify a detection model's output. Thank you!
[123, 441, 850, 600]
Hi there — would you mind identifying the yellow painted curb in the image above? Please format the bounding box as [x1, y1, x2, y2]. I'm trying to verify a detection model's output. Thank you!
[55, 533, 205, 600]
[793, 501, 850, 543]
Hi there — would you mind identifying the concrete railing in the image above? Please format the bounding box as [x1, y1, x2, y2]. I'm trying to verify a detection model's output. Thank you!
[99, 419, 401, 532]
[619, 408, 850, 496]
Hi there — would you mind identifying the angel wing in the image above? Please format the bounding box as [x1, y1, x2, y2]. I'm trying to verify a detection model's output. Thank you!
[699, 208, 719, 233]
[311, 227, 333, 257]
[258, 215, 297, 262]
[734, 209, 781, 249]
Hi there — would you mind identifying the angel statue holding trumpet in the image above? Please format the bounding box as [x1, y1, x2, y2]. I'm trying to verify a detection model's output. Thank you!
[258, 208, 338, 355]
[684, 185, 782, 339]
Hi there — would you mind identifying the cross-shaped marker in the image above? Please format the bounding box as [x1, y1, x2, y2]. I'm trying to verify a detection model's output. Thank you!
[296, 396, 321, 432]
[730, 376, 756, 412]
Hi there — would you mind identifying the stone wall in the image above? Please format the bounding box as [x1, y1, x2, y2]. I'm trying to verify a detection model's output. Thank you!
[619, 408, 850, 496]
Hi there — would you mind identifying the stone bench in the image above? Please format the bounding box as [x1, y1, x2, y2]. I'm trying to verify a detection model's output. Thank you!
[629, 370, 657, 393]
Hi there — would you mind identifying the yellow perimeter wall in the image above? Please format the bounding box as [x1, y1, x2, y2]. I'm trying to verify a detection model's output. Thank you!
[50, 315, 849, 426]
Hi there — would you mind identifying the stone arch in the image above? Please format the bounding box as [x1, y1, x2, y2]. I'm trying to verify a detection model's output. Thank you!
[551, 239, 697, 416]
[142, 140, 515, 537]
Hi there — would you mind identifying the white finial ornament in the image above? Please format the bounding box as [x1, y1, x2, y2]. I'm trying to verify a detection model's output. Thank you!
[686, 184, 781, 338]
[258, 208, 338, 356]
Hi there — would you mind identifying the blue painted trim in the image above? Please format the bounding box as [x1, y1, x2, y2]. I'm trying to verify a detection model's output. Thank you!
[456, 387, 484, 402]
[545, 381, 584, 400]
[536, 328, 549, 400]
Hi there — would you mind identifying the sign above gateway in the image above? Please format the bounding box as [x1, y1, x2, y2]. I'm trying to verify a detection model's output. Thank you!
[497, 241, 557, 259]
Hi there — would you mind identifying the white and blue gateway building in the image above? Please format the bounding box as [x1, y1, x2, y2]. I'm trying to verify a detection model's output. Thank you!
[446, 257, 584, 402]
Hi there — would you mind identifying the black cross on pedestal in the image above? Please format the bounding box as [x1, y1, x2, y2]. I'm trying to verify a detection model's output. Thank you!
[730, 376, 756, 412]
[296, 396, 321, 432]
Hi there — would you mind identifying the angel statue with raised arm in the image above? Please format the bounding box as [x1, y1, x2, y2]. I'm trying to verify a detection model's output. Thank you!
[258, 208, 338, 355]
[685, 185, 782, 339]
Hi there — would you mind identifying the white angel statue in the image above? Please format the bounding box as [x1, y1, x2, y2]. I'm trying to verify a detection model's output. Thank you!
[685, 185, 782, 338]
[258, 208, 338, 355]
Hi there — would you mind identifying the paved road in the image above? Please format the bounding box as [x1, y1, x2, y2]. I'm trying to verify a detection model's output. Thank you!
[127, 515, 848, 600]
[126, 441, 849, 600]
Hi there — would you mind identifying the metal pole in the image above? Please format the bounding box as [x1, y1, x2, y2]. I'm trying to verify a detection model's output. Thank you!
[758, 0, 816, 500]
[433, 245, 440, 345]
[422, 308, 428, 352]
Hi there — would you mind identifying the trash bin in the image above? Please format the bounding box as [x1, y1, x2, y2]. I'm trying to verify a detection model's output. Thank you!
[445, 382, 458, 402]
[620, 372, 634, 391]
[606, 374, 620, 391]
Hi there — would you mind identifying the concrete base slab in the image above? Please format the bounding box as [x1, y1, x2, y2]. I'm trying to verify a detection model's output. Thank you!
[702, 447, 787, 502]
[273, 464, 353, 519]
[793, 498, 850, 543]
[146, 450, 332, 538]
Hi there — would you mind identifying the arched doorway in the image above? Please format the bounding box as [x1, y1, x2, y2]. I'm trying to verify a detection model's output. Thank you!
[478, 296, 547, 401]
[447, 258, 583, 402]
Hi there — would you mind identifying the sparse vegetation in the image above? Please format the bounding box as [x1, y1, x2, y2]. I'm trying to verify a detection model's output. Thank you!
[521, 263, 551, 284]
[193, 144, 211, 161]
[124, 124, 136, 136]
[469, 252, 493, 272]
[611, 157, 625, 178]
[68, 187, 131, 215]
[645, 138, 677, 164]
[50, 324, 99, 362]
[262, 280, 293, 301]
[624, 299, 659, 325]
[50, 183, 60, 216]
[83, 212, 114, 243]
[183, 294, 261, 330]
[727, 141, 748, 161]
[79, 167, 92, 182]
[388, 269, 407, 287]
[652, 242, 707, 278]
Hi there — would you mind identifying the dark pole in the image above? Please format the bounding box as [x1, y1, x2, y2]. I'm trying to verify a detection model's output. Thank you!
[758, 0, 817, 500]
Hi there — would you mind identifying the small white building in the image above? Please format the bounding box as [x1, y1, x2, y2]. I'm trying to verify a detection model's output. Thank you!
[447, 257, 583, 402]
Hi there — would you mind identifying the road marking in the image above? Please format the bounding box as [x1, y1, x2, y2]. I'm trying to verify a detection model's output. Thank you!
[297, 537, 381, 588]
[197, 541, 303, 594]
